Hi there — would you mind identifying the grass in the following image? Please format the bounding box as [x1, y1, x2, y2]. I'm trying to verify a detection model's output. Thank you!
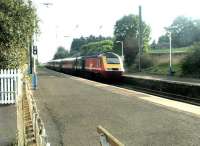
[142, 63, 182, 76]
[148, 47, 190, 54]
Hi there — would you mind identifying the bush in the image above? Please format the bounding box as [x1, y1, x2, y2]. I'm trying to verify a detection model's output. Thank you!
[181, 42, 200, 77]
[134, 53, 154, 69]
[0, 0, 38, 68]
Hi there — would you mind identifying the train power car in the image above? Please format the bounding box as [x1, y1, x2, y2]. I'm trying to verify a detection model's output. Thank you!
[46, 52, 124, 79]
[84, 52, 124, 78]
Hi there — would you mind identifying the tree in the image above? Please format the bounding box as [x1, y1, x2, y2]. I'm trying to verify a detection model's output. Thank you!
[193, 19, 200, 42]
[80, 40, 113, 56]
[113, 14, 151, 66]
[53, 46, 69, 59]
[150, 40, 158, 49]
[157, 35, 169, 48]
[0, 0, 38, 68]
[70, 35, 112, 56]
[166, 16, 197, 48]
[70, 36, 86, 55]
[181, 42, 200, 77]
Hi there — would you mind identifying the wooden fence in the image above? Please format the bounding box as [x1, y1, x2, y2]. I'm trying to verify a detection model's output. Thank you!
[0, 69, 22, 104]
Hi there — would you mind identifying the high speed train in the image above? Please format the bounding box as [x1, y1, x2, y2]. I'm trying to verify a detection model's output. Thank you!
[46, 52, 124, 79]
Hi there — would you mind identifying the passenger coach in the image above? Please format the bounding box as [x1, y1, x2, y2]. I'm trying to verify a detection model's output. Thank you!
[46, 52, 124, 79]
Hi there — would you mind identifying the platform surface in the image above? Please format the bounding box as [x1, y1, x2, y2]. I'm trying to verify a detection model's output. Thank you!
[33, 68, 200, 146]
[0, 104, 16, 145]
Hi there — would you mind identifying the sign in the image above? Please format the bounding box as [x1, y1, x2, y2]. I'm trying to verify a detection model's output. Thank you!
[33, 46, 38, 55]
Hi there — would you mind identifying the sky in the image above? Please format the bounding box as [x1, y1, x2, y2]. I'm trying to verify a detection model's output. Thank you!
[32, 0, 200, 63]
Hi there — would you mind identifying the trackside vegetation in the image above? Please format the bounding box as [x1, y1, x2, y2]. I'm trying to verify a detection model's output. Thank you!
[0, 0, 38, 68]
[181, 42, 200, 77]
[70, 35, 112, 56]
[53, 46, 70, 59]
[80, 40, 113, 56]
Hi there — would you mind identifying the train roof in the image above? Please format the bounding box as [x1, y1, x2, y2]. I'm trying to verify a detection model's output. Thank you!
[61, 57, 76, 61]
[47, 52, 120, 63]
[48, 59, 62, 63]
[85, 52, 120, 58]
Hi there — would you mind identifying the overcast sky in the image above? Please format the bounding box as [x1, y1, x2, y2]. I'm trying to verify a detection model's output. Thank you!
[33, 0, 200, 63]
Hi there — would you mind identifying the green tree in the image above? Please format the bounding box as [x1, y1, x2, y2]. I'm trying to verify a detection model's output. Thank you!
[166, 16, 196, 47]
[193, 19, 200, 42]
[150, 40, 158, 49]
[157, 35, 169, 48]
[70, 35, 112, 56]
[181, 42, 200, 77]
[113, 14, 151, 66]
[53, 46, 70, 59]
[0, 0, 38, 68]
[80, 40, 113, 56]
[70, 36, 86, 55]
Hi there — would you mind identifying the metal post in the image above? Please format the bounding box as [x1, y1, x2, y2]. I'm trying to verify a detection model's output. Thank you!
[169, 32, 172, 68]
[116, 41, 124, 63]
[169, 32, 173, 75]
[138, 5, 143, 72]
[121, 41, 124, 63]
[29, 41, 33, 74]
[32, 47, 38, 90]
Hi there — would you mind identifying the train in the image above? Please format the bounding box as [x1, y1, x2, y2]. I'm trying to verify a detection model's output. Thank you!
[46, 52, 124, 79]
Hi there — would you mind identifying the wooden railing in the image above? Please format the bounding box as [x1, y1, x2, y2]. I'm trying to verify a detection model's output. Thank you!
[97, 125, 125, 146]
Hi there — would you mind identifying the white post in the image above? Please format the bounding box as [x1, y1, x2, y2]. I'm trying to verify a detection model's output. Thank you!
[0, 70, 2, 103]
[121, 41, 124, 63]
[169, 32, 172, 68]
[3, 70, 6, 104]
[169, 32, 173, 75]
[116, 41, 124, 63]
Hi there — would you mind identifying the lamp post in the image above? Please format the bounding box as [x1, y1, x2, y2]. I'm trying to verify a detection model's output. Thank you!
[138, 5, 143, 72]
[31, 2, 53, 89]
[116, 41, 124, 62]
[40, 2, 53, 8]
[167, 31, 174, 75]
[64, 35, 71, 52]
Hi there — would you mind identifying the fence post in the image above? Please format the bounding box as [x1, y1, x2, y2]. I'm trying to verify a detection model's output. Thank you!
[0, 69, 3, 104]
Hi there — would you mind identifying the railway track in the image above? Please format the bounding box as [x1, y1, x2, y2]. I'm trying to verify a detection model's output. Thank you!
[76, 74, 200, 106]
[115, 81, 200, 106]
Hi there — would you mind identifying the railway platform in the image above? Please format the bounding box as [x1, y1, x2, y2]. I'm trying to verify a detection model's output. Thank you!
[33, 68, 200, 146]
[125, 73, 200, 86]
[0, 105, 16, 145]
[123, 73, 200, 101]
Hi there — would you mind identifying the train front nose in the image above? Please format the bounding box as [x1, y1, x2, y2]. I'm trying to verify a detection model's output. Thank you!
[101, 52, 124, 79]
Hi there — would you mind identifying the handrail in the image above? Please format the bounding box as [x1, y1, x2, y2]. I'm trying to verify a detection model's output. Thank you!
[97, 125, 125, 146]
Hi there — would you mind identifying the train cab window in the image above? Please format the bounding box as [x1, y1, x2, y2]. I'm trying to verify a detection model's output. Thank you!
[104, 53, 120, 64]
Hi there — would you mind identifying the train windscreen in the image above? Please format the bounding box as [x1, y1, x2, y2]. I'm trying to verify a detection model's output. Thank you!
[104, 53, 120, 64]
